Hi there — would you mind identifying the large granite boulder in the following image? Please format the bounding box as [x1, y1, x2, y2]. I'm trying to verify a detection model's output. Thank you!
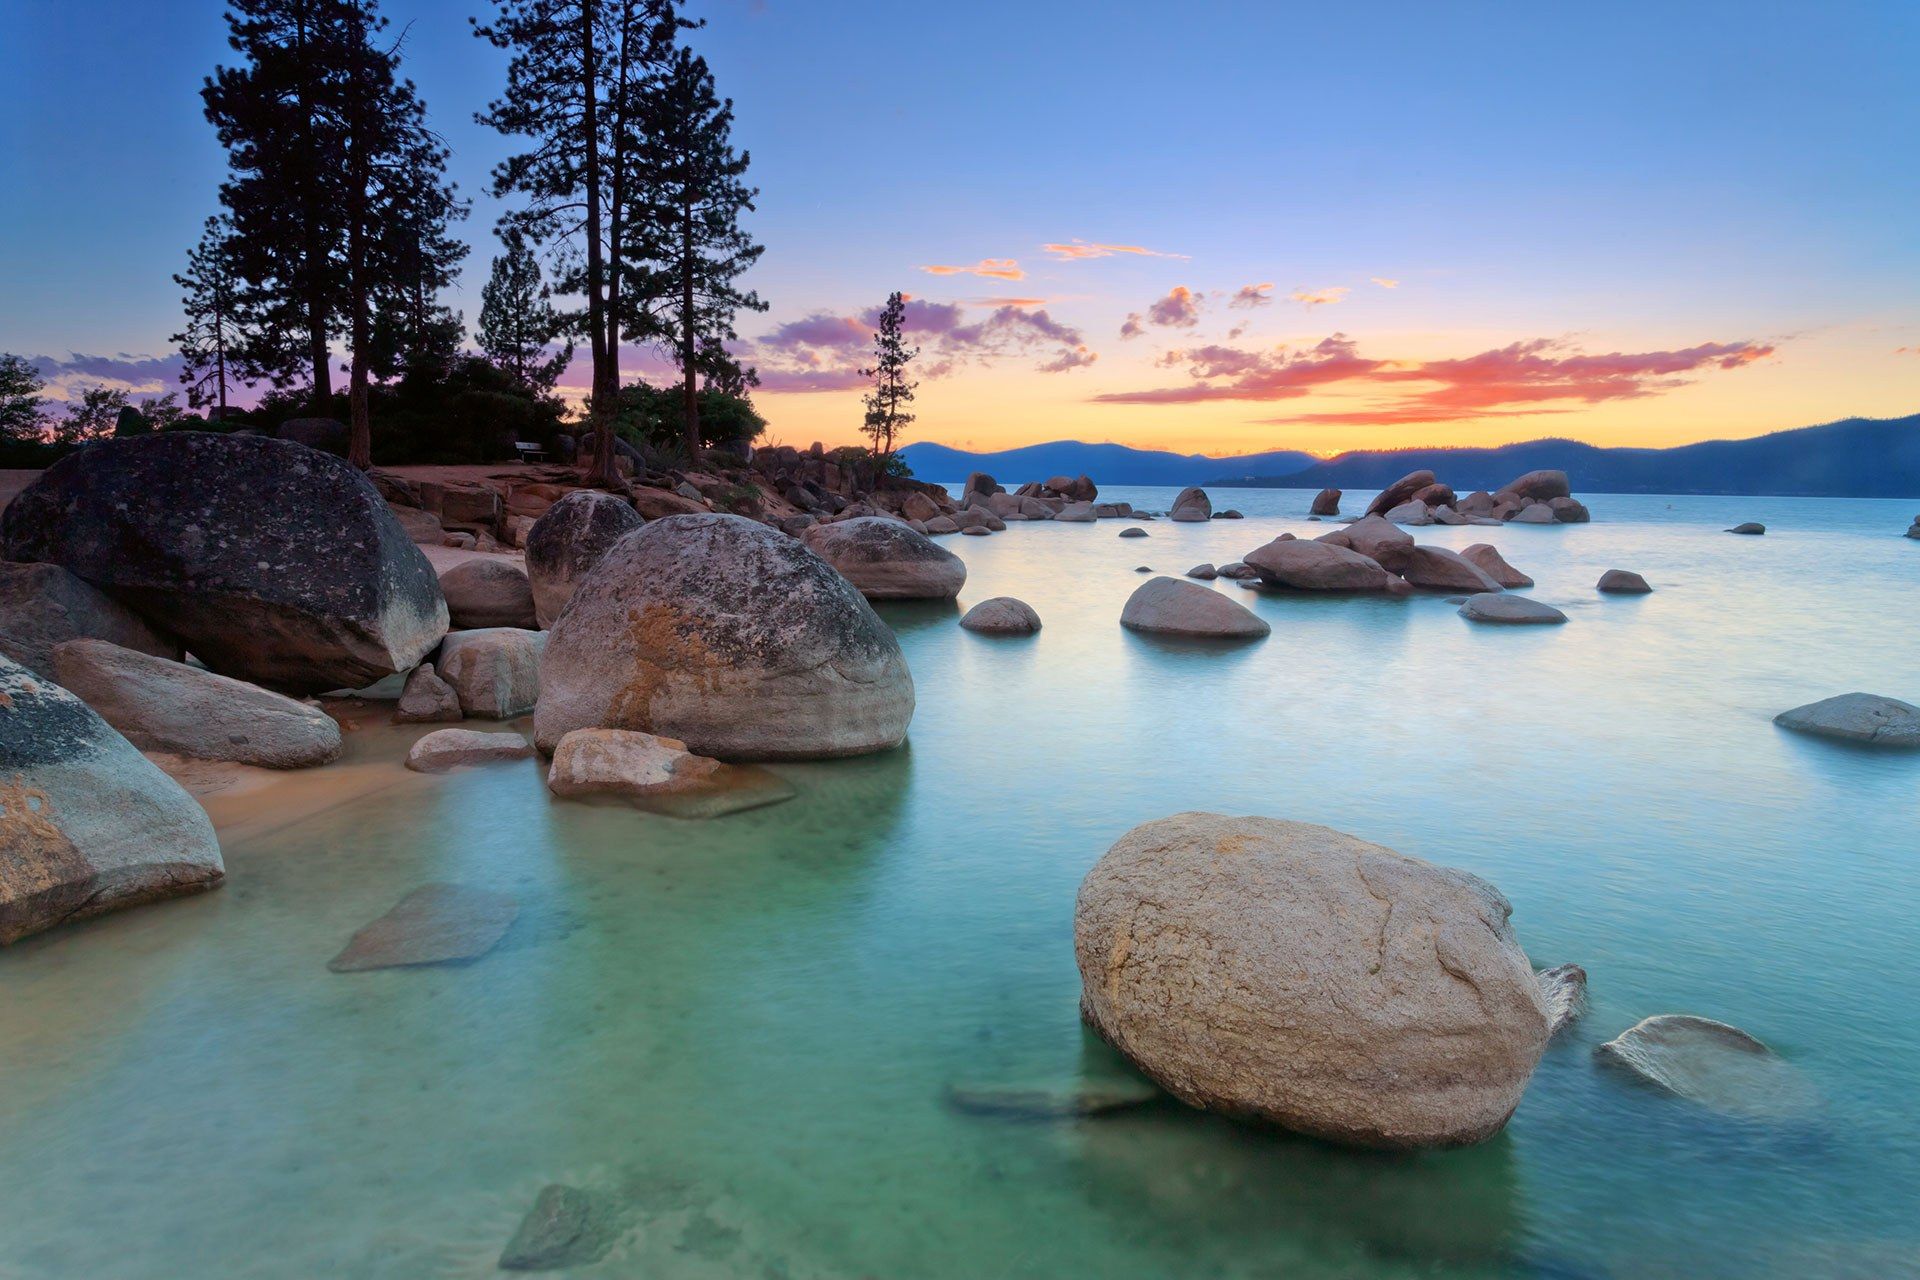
[1076, 813, 1549, 1148]
[0, 433, 447, 693]
[51, 639, 341, 768]
[803, 516, 967, 600]
[1460, 544, 1533, 588]
[0, 562, 177, 678]
[1323, 514, 1414, 572]
[1310, 488, 1341, 516]
[436, 628, 542, 719]
[959, 597, 1041, 635]
[1365, 470, 1436, 518]
[1400, 545, 1502, 592]
[0, 654, 224, 944]
[1244, 538, 1391, 591]
[1501, 469, 1570, 502]
[438, 559, 536, 630]
[1169, 487, 1212, 523]
[1120, 578, 1270, 639]
[534, 514, 914, 760]
[1773, 692, 1920, 747]
[523, 491, 645, 628]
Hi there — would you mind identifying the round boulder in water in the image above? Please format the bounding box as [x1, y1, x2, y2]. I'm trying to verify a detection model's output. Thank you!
[523, 490, 644, 628]
[959, 597, 1041, 635]
[1076, 813, 1550, 1148]
[803, 516, 967, 600]
[1773, 692, 1920, 747]
[0, 433, 446, 694]
[534, 514, 914, 760]
[1120, 577, 1269, 639]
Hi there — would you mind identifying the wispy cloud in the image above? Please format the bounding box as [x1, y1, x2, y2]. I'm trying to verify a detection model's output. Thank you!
[1042, 239, 1188, 262]
[1229, 283, 1275, 309]
[972, 296, 1050, 308]
[746, 298, 1095, 389]
[1095, 333, 1776, 419]
[1370, 277, 1400, 289]
[29, 352, 185, 403]
[919, 258, 1026, 281]
[1291, 286, 1350, 308]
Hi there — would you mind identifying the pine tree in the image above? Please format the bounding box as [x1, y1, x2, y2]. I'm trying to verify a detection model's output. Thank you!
[56, 387, 131, 445]
[632, 46, 765, 463]
[172, 216, 243, 417]
[202, 0, 346, 410]
[0, 353, 47, 442]
[860, 292, 918, 463]
[477, 233, 574, 395]
[475, 0, 687, 487]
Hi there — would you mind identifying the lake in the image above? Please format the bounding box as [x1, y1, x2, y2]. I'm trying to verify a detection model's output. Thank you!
[3, 488, 1917, 1278]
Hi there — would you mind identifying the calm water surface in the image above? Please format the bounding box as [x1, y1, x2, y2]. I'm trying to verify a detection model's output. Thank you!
[4, 489, 1919, 1278]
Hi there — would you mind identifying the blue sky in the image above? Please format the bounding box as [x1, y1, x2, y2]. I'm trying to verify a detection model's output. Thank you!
[3, 0, 1915, 453]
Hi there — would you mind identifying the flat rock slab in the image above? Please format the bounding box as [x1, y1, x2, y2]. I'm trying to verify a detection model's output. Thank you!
[405, 728, 535, 772]
[1596, 1014, 1820, 1120]
[1459, 593, 1568, 625]
[1726, 522, 1766, 534]
[1774, 692, 1920, 747]
[546, 728, 795, 819]
[328, 882, 519, 972]
[499, 1184, 621, 1271]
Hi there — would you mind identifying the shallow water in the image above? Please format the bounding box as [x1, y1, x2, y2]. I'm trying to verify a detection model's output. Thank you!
[4, 488, 1919, 1278]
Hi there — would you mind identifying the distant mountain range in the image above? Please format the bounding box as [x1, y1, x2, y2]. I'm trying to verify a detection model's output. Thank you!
[897, 440, 1317, 487]
[901, 415, 1920, 498]
[1216, 415, 1920, 498]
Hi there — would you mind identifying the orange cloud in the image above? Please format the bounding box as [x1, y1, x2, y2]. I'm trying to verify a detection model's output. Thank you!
[1291, 286, 1350, 308]
[973, 296, 1049, 307]
[1042, 239, 1188, 261]
[920, 258, 1026, 281]
[1370, 277, 1400, 289]
[1230, 283, 1274, 309]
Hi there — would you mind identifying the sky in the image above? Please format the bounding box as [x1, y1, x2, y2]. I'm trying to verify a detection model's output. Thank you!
[2, 0, 1916, 458]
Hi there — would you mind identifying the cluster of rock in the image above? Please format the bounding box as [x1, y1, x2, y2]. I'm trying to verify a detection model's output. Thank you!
[1363, 468, 1591, 527]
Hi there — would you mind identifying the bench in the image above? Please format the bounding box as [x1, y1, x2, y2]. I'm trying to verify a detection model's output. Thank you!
[513, 442, 547, 464]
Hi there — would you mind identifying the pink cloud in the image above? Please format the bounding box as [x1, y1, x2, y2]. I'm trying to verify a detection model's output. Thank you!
[1145, 285, 1202, 328]
[919, 258, 1026, 281]
[1291, 286, 1350, 308]
[1119, 313, 1145, 340]
[1370, 277, 1400, 289]
[1095, 333, 1776, 416]
[1042, 239, 1188, 262]
[1229, 283, 1274, 309]
[744, 300, 1093, 391]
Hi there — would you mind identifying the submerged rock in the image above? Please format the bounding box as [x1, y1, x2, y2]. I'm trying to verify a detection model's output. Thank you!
[1118, 527, 1149, 539]
[1774, 692, 1920, 747]
[1459, 594, 1568, 625]
[435, 628, 542, 719]
[393, 662, 462, 724]
[803, 516, 967, 600]
[0, 562, 177, 679]
[1596, 1014, 1820, 1120]
[0, 654, 224, 944]
[1596, 569, 1652, 594]
[499, 1184, 621, 1272]
[404, 728, 534, 772]
[545, 728, 794, 818]
[524, 490, 646, 628]
[1726, 522, 1766, 535]
[535, 514, 913, 760]
[945, 1076, 1161, 1120]
[1244, 538, 1390, 591]
[1169, 487, 1212, 522]
[1076, 813, 1549, 1148]
[327, 882, 519, 972]
[1459, 544, 1534, 589]
[50, 638, 342, 769]
[958, 597, 1041, 635]
[1120, 578, 1270, 639]
[438, 558, 536, 630]
[0, 432, 446, 693]
[1536, 964, 1587, 1038]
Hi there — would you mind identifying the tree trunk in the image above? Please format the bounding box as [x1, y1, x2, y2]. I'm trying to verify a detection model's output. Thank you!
[579, 0, 619, 489]
[680, 205, 700, 465]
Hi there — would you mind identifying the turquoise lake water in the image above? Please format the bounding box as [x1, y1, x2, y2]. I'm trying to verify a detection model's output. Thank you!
[3, 488, 1918, 1278]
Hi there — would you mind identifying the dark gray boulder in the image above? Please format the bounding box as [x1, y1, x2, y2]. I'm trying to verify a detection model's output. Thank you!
[523, 490, 645, 628]
[0, 654, 224, 944]
[0, 562, 178, 678]
[1726, 522, 1766, 535]
[1774, 692, 1920, 746]
[1, 433, 447, 694]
